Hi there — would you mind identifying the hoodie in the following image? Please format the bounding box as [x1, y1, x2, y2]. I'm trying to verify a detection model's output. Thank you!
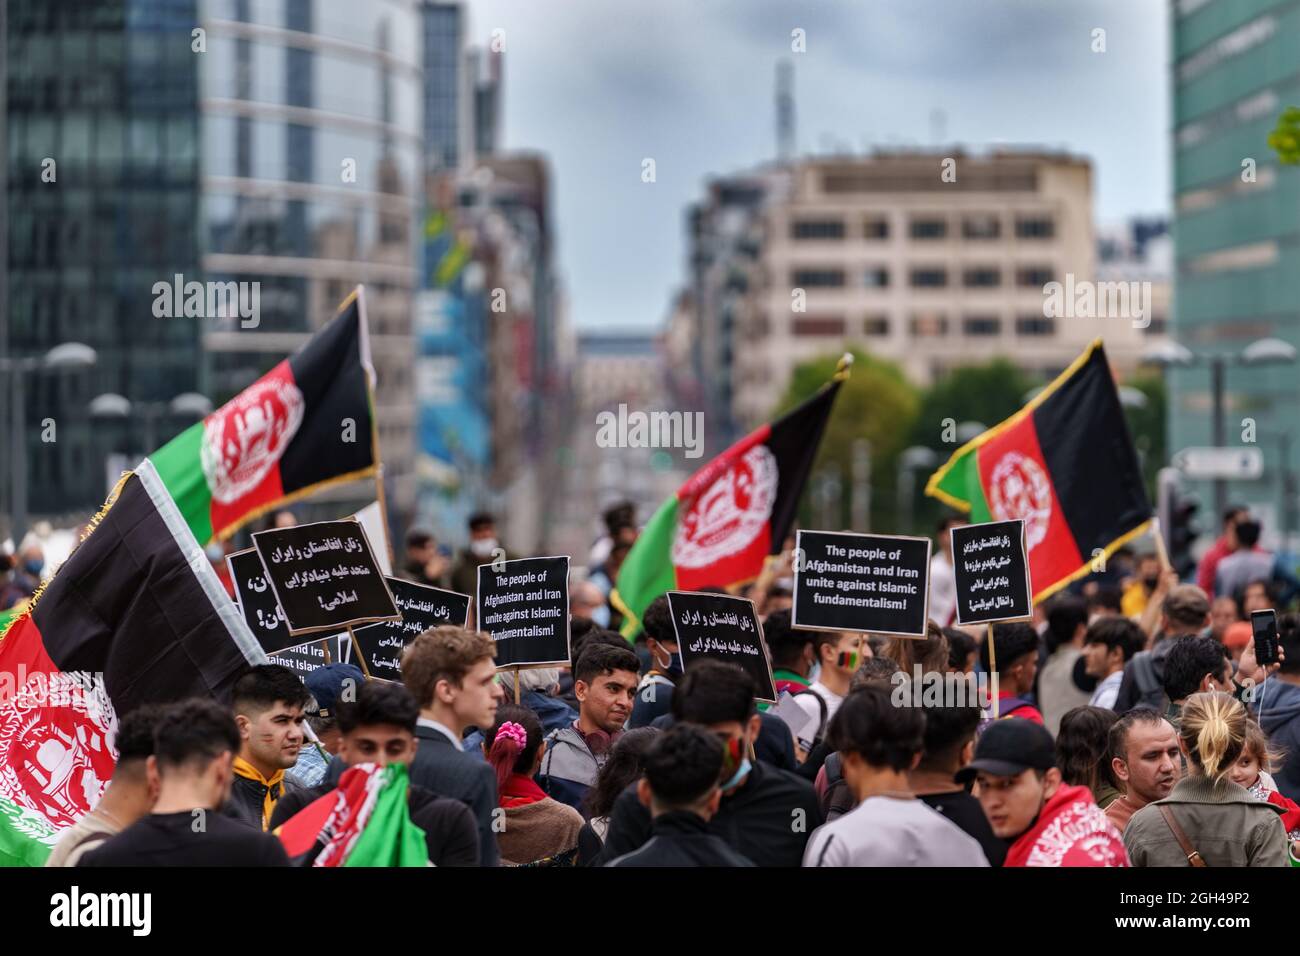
[1256, 678, 1300, 803]
[1003, 783, 1129, 867]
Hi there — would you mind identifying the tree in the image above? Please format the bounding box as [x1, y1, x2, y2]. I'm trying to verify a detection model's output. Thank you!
[775, 349, 919, 532]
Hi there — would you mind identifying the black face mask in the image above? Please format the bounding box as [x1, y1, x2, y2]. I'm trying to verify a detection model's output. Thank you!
[1142, 576, 1160, 590]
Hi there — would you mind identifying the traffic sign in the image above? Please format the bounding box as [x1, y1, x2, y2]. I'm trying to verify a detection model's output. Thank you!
[1172, 446, 1264, 480]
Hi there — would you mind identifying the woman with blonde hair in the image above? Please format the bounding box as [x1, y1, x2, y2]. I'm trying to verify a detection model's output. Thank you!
[1124, 692, 1289, 866]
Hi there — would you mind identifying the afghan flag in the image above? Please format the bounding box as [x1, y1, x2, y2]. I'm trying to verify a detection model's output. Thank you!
[0, 460, 264, 866]
[925, 339, 1152, 603]
[613, 359, 847, 638]
[149, 287, 378, 544]
[275, 762, 427, 867]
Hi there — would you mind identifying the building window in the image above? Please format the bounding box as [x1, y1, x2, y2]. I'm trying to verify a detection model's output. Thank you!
[910, 267, 948, 288]
[963, 316, 1001, 336]
[864, 217, 889, 239]
[863, 315, 889, 336]
[792, 219, 845, 240]
[791, 268, 845, 288]
[963, 215, 1001, 239]
[911, 313, 949, 337]
[863, 267, 889, 288]
[910, 218, 947, 239]
[793, 316, 846, 336]
[1016, 316, 1056, 336]
[963, 267, 1000, 288]
[1015, 217, 1054, 239]
[1016, 266, 1055, 288]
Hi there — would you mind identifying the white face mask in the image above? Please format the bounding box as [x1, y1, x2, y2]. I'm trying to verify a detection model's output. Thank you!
[469, 537, 498, 558]
[808, 662, 822, 685]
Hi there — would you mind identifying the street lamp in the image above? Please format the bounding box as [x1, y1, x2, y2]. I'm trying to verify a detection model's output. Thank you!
[1141, 337, 1299, 518]
[897, 445, 940, 534]
[89, 392, 214, 461]
[1, 343, 98, 547]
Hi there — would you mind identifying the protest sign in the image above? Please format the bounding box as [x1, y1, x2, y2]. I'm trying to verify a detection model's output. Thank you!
[951, 519, 1032, 625]
[267, 640, 340, 678]
[477, 556, 571, 668]
[792, 530, 931, 637]
[228, 547, 320, 656]
[667, 590, 776, 702]
[350, 579, 471, 681]
[251, 519, 398, 636]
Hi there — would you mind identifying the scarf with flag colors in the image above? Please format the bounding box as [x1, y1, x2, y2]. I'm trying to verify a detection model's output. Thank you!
[613, 359, 847, 638]
[925, 339, 1152, 603]
[275, 762, 428, 867]
[149, 287, 378, 545]
[0, 460, 264, 867]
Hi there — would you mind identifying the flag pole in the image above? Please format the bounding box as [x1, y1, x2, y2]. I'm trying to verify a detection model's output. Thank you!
[1150, 516, 1173, 573]
[356, 284, 397, 572]
[986, 622, 997, 714]
[347, 626, 372, 679]
[320, 639, 332, 664]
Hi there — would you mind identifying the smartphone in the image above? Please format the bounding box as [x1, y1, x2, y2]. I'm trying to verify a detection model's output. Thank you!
[1251, 608, 1280, 666]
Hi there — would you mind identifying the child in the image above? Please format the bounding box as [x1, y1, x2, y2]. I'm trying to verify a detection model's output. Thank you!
[1229, 721, 1300, 840]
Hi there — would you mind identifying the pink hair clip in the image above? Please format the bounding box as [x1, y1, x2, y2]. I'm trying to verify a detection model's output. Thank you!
[495, 721, 528, 750]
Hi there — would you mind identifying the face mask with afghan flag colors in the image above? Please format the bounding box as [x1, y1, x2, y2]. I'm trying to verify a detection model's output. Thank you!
[612, 355, 850, 639]
[274, 762, 427, 867]
[924, 340, 1152, 604]
[0, 461, 266, 867]
[148, 288, 379, 545]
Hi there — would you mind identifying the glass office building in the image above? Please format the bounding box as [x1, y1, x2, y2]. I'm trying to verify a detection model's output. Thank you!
[1172, 0, 1300, 543]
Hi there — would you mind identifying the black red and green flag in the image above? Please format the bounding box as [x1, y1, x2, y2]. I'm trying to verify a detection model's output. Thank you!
[149, 287, 378, 544]
[612, 358, 848, 638]
[925, 339, 1152, 603]
[0, 460, 264, 866]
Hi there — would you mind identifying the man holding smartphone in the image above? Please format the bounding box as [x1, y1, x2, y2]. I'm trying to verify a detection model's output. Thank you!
[1255, 613, 1300, 803]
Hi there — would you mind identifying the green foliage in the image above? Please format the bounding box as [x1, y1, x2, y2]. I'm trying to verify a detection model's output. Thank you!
[1268, 107, 1300, 165]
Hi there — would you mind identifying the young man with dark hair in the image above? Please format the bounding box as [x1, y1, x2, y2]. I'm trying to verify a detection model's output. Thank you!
[1113, 584, 1211, 714]
[804, 686, 988, 866]
[763, 608, 816, 696]
[80, 699, 290, 866]
[269, 682, 479, 865]
[910, 703, 1006, 865]
[401, 625, 503, 866]
[1258, 612, 1300, 801]
[1105, 709, 1180, 833]
[449, 511, 513, 600]
[981, 623, 1043, 724]
[629, 594, 679, 729]
[403, 527, 449, 589]
[1162, 635, 1233, 727]
[1084, 617, 1144, 711]
[597, 660, 821, 867]
[963, 719, 1128, 867]
[46, 705, 165, 867]
[226, 664, 312, 830]
[539, 641, 640, 810]
[606, 724, 754, 867]
[1197, 504, 1248, 595]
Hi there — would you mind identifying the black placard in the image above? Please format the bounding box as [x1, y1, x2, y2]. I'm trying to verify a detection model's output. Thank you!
[951, 519, 1033, 625]
[267, 640, 338, 677]
[251, 519, 399, 635]
[792, 530, 931, 638]
[227, 547, 317, 656]
[476, 556, 571, 668]
[350, 579, 472, 681]
[667, 591, 776, 703]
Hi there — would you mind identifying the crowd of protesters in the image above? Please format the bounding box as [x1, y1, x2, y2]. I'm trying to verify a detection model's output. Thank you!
[39, 502, 1300, 867]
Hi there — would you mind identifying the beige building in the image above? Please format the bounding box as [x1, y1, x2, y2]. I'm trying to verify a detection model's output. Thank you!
[728, 151, 1160, 427]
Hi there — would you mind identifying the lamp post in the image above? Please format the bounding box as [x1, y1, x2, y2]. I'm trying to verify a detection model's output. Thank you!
[1, 343, 98, 546]
[1141, 337, 1298, 520]
[897, 446, 940, 534]
[89, 391, 214, 464]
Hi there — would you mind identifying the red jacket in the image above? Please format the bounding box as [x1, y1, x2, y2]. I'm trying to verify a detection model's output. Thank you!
[1196, 536, 1233, 596]
[1003, 783, 1130, 867]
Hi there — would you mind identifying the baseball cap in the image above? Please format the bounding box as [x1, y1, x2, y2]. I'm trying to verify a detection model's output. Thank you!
[304, 663, 365, 718]
[955, 719, 1056, 783]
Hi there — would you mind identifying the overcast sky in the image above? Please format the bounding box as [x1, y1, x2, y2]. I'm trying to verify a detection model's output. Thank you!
[464, 0, 1170, 332]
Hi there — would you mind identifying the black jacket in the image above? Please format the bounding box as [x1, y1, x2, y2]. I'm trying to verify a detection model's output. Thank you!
[648, 711, 797, 772]
[269, 778, 480, 866]
[408, 724, 501, 866]
[223, 771, 299, 830]
[593, 759, 820, 867]
[605, 811, 755, 867]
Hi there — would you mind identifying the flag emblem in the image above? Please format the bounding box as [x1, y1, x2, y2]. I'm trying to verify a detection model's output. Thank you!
[672, 444, 778, 569]
[988, 451, 1052, 550]
[200, 369, 305, 504]
[0, 671, 116, 833]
